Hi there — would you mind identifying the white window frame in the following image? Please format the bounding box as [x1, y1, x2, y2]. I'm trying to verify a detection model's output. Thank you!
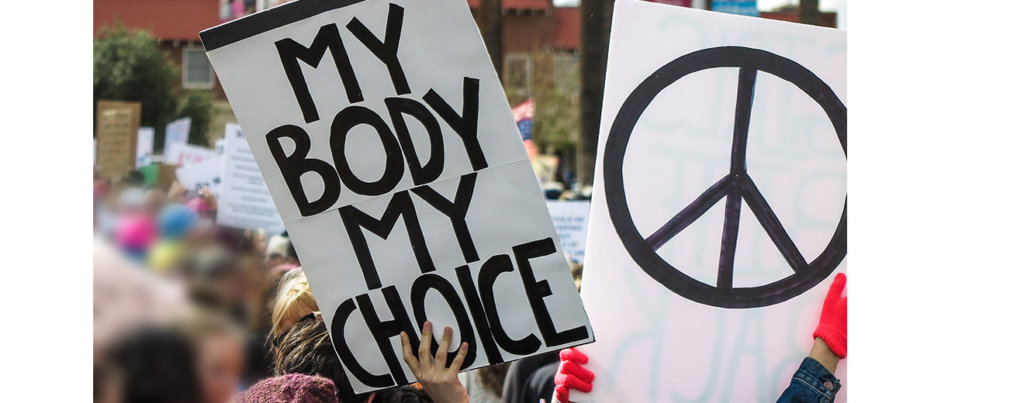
[504, 53, 533, 91]
[182, 46, 215, 90]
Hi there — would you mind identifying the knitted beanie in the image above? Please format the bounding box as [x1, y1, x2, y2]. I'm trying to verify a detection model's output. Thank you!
[236, 374, 338, 403]
[158, 204, 198, 239]
[185, 197, 212, 214]
[115, 213, 157, 251]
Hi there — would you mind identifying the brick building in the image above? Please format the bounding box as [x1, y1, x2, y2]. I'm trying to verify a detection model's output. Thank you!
[95, 0, 227, 99]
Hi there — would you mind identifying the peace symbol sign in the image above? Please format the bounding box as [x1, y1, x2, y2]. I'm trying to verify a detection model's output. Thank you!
[604, 46, 846, 309]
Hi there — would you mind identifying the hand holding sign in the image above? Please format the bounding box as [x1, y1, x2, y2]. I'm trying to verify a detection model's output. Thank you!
[813, 273, 847, 358]
[554, 347, 594, 403]
[400, 321, 469, 403]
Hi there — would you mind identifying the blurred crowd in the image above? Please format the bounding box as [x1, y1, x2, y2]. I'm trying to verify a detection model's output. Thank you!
[93, 169, 585, 403]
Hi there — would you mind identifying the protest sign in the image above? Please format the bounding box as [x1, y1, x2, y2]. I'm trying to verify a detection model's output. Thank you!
[164, 142, 219, 167]
[214, 138, 226, 155]
[176, 158, 223, 195]
[578, 2, 846, 401]
[136, 127, 155, 168]
[201, 0, 593, 394]
[164, 117, 192, 155]
[546, 201, 590, 264]
[95, 100, 141, 179]
[216, 123, 284, 234]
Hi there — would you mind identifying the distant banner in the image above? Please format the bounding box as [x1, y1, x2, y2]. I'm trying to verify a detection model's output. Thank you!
[163, 117, 192, 156]
[215, 123, 285, 234]
[164, 143, 219, 167]
[136, 127, 155, 168]
[95, 100, 141, 179]
[176, 158, 223, 196]
[546, 200, 591, 264]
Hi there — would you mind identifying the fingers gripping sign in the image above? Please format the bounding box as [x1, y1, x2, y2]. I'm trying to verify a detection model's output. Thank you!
[813, 273, 848, 358]
[400, 321, 470, 403]
[554, 348, 594, 403]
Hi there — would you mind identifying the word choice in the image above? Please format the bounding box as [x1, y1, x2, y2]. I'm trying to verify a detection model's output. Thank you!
[330, 237, 591, 390]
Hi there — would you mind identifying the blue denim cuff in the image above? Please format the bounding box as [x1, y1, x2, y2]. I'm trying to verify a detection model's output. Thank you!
[792, 357, 841, 399]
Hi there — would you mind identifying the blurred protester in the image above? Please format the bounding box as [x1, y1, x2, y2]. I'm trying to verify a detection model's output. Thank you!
[186, 185, 218, 220]
[114, 209, 157, 261]
[179, 246, 252, 324]
[265, 232, 300, 268]
[149, 203, 198, 272]
[274, 313, 431, 402]
[179, 309, 247, 403]
[272, 313, 359, 401]
[94, 237, 186, 355]
[100, 326, 202, 403]
[236, 253, 279, 385]
[501, 352, 558, 403]
[270, 269, 318, 342]
[459, 364, 509, 403]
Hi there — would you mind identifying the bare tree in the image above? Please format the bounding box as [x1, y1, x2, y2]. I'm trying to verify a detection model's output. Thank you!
[799, 0, 820, 25]
[577, 0, 614, 186]
[479, 0, 503, 79]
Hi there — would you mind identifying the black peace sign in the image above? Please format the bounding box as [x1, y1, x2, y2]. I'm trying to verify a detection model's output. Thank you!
[604, 46, 846, 309]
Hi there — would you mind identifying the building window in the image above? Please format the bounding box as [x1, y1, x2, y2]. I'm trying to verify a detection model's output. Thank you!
[553, 53, 579, 95]
[504, 53, 532, 92]
[183, 47, 215, 89]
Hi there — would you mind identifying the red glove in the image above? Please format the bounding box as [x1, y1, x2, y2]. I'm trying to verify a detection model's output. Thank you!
[554, 348, 594, 403]
[813, 273, 848, 358]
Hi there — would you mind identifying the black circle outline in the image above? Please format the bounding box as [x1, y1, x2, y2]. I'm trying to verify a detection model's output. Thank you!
[604, 46, 847, 309]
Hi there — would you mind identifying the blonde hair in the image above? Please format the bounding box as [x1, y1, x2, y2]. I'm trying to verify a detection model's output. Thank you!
[270, 269, 319, 339]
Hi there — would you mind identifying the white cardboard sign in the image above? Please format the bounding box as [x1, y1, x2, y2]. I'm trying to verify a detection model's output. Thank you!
[546, 200, 591, 264]
[175, 158, 223, 196]
[164, 142, 219, 167]
[215, 123, 285, 234]
[163, 117, 192, 155]
[201, 0, 593, 394]
[136, 127, 155, 168]
[578, 2, 846, 402]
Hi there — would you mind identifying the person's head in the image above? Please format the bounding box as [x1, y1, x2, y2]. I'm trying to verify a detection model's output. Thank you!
[265, 233, 299, 267]
[273, 315, 429, 403]
[180, 247, 250, 319]
[104, 325, 202, 403]
[115, 212, 157, 259]
[185, 196, 215, 218]
[179, 309, 246, 403]
[145, 186, 167, 215]
[236, 373, 338, 403]
[158, 203, 199, 240]
[477, 363, 511, 398]
[273, 314, 358, 401]
[270, 269, 318, 341]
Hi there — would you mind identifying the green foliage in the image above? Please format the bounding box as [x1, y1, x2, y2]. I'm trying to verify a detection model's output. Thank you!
[94, 24, 178, 145]
[175, 91, 215, 146]
[533, 55, 580, 151]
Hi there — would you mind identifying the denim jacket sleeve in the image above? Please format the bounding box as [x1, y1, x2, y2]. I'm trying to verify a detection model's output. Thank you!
[777, 357, 842, 403]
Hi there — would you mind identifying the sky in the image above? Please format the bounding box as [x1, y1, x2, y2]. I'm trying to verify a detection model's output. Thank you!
[552, 0, 842, 12]
[551, 0, 846, 29]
